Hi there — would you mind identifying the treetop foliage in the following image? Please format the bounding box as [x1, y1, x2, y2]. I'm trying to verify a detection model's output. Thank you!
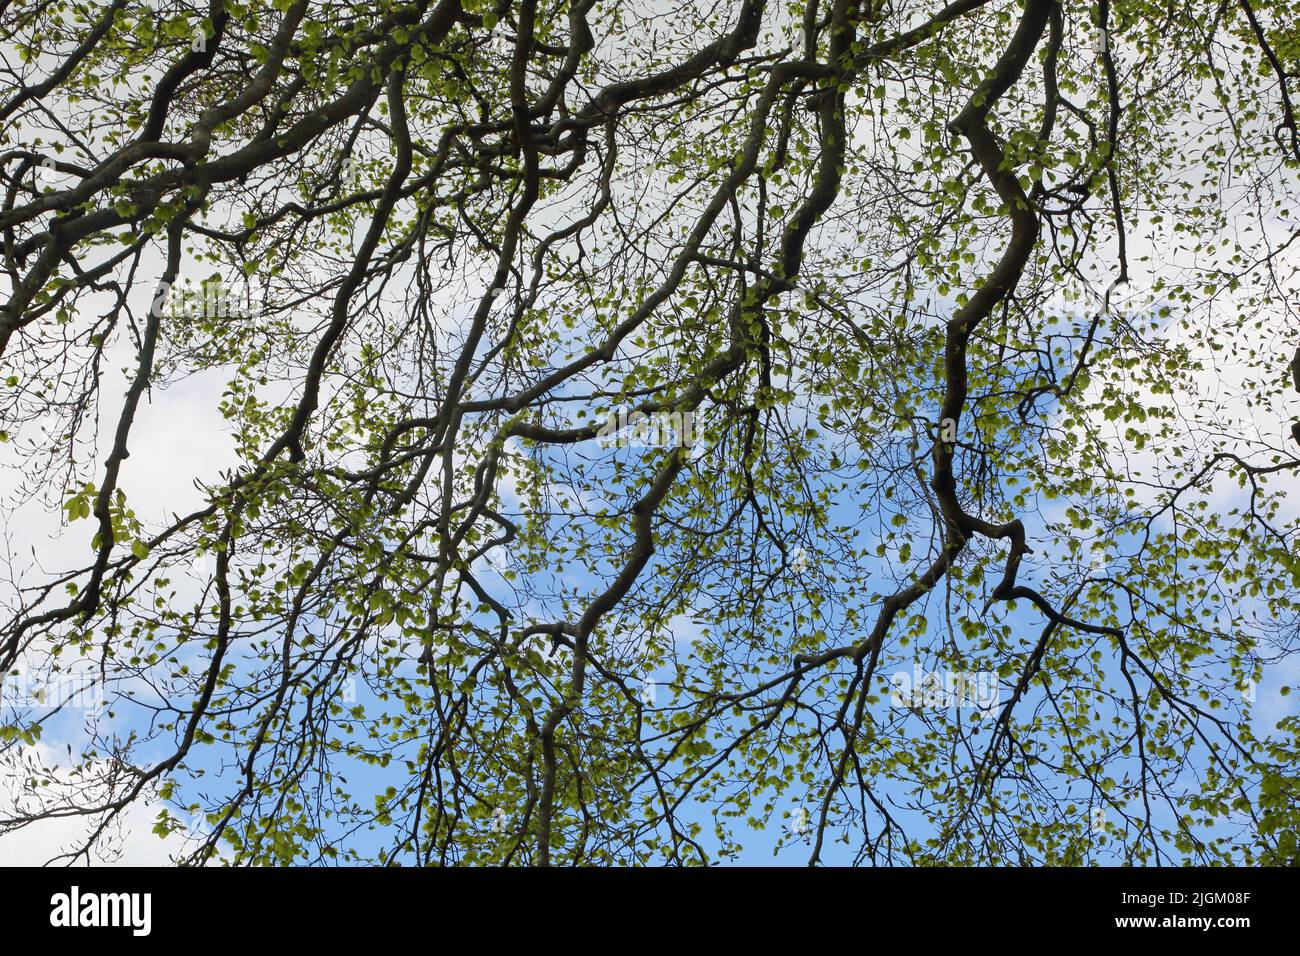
[1, 0, 1299, 865]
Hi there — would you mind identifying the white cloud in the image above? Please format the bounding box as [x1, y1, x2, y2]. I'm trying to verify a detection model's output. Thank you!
[0, 744, 186, 867]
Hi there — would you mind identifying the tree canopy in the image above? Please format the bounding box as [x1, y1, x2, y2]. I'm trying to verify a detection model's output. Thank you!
[1, 0, 1299, 865]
